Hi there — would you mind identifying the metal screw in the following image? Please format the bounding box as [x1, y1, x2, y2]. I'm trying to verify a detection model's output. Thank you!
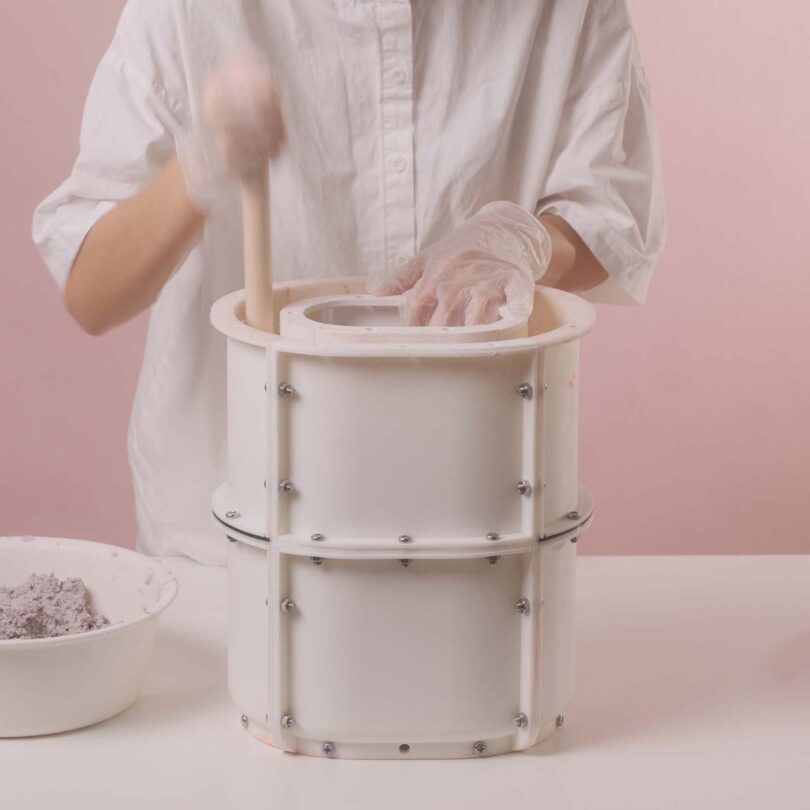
[566, 510, 582, 521]
[517, 383, 533, 399]
[488, 555, 500, 565]
[281, 714, 296, 729]
[556, 714, 565, 728]
[473, 741, 488, 755]
[399, 743, 411, 754]
[311, 557, 323, 566]
[322, 741, 336, 756]
[571, 536, 578, 544]
[240, 714, 249, 730]
[516, 598, 531, 615]
[280, 597, 296, 613]
[517, 480, 533, 496]
[311, 533, 325, 542]
[278, 383, 296, 397]
[400, 559, 411, 568]
[398, 534, 413, 544]
[279, 479, 295, 494]
[486, 532, 500, 542]
[514, 712, 529, 729]
[225, 510, 240, 520]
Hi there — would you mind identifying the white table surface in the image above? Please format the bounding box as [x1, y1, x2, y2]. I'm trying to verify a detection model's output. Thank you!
[1, 555, 808, 810]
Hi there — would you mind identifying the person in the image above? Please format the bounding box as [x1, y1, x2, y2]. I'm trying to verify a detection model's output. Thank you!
[33, 0, 665, 564]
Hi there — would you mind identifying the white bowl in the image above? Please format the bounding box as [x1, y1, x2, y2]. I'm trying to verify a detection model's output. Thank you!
[0, 536, 178, 737]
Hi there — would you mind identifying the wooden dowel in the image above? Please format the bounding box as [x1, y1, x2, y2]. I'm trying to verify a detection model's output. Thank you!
[241, 166, 274, 332]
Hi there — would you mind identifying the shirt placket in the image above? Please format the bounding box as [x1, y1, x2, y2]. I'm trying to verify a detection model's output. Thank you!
[374, 1, 416, 274]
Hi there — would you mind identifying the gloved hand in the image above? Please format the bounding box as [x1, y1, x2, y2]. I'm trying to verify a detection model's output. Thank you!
[370, 202, 553, 326]
[177, 55, 285, 212]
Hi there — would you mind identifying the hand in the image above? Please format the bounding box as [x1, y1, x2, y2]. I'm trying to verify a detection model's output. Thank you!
[177, 55, 285, 212]
[370, 202, 552, 326]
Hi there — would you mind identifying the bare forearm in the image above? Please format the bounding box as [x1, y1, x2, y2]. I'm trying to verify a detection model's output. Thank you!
[65, 156, 204, 335]
[539, 213, 608, 293]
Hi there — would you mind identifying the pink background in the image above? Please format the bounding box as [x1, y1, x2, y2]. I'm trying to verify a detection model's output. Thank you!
[1, 2, 808, 555]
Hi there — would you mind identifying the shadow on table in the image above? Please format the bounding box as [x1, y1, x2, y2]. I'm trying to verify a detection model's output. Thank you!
[523, 578, 810, 756]
[103, 626, 227, 733]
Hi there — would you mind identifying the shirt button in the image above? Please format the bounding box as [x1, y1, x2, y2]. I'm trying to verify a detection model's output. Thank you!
[389, 156, 408, 173]
[391, 67, 408, 85]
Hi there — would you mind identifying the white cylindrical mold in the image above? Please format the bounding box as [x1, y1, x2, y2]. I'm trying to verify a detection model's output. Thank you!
[211, 277, 595, 758]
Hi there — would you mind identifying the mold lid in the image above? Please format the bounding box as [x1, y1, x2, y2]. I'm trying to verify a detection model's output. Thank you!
[210, 277, 596, 354]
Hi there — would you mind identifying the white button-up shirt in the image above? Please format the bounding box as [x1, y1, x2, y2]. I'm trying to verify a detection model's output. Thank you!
[33, 0, 665, 563]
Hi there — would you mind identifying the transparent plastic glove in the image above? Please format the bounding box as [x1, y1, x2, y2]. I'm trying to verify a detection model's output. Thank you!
[177, 55, 285, 212]
[370, 202, 552, 326]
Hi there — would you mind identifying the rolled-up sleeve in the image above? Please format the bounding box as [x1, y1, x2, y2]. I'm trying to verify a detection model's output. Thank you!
[536, 0, 666, 305]
[32, 9, 183, 291]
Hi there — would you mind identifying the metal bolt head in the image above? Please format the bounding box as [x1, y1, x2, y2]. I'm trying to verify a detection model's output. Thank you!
[571, 536, 578, 544]
[278, 383, 296, 397]
[556, 714, 565, 728]
[514, 712, 529, 729]
[311, 533, 325, 542]
[515, 598, 531, 615]
[279, 479, 295, 494]
[566, 510, 582, 521]
[398, 534, 413, 544]
[281, 714, 296, 729]
[280, 597, 296, 613]
[488, 555, 500, 565]
[517, 480, 533, 496]
[399, 559, 411, 568]
[322, 741, 336, 756]
[225, 510, 240, 520]
[486, 532, 500, 542]
[473, 741, 488, 755]
[311, 556, 323, 566]
[517, 383, 533, 399]
[240, 714, 249, 730]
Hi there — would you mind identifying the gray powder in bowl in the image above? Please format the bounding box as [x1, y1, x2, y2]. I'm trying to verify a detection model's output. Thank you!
[0, 573, 110, 640]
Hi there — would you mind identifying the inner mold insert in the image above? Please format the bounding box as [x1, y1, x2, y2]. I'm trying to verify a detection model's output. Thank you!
[280, 294, 530, 345]
[305, 298, 404, 328]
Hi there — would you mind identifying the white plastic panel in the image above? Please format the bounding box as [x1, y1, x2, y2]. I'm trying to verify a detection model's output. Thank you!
[226, 338, 268, 524]
[227, 539, 270, 723]
[538, 538, 577, 723]
[275, 353, 534, 541]
[541, 342, 580, 528]
[285, 554, 527, 742]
